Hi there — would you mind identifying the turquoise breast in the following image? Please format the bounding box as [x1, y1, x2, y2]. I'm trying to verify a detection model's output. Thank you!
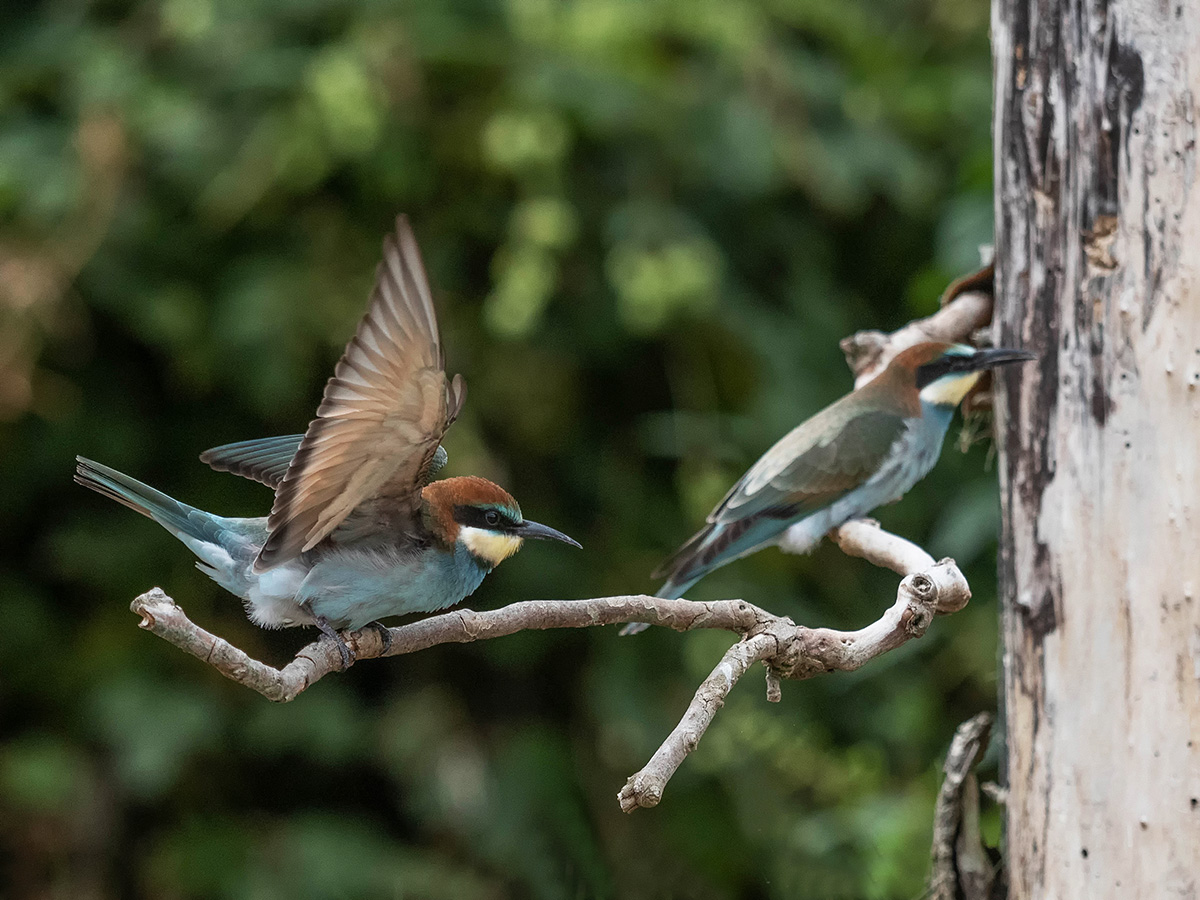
[296, 542, 492, 630]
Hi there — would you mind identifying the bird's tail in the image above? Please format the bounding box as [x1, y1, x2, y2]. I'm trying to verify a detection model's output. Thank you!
[620, 523, 726, 635]
[74, 457, 255, 578]
[76, 457, 203, 536]
[621, 516, 772, 636]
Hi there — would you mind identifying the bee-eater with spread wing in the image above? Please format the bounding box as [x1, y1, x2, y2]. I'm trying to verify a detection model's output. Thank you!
[77, 216, 580, 666]
[622, 342, 1034, 634]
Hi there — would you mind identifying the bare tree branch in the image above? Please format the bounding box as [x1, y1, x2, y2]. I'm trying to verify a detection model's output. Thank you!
[131, 590, 762, 703]
[617, 548, 970, 810]
[791, 516, 935, 575]
[130, 522, 969, 810]
[928, 712, 997, 900]
[128, 283, 990, 810]
[618, 633, 777, 812]
[840, 265, 994, 388]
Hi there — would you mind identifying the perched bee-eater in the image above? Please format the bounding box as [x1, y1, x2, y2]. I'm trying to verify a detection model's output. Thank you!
[77, 216, 580, 666]
[623, 341, 1034, 634]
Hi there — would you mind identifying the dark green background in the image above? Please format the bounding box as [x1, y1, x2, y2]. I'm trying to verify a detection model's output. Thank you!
[0, 0, 1001, 896]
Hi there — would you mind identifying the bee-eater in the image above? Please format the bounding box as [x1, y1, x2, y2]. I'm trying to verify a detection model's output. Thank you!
[622, 342, 1033, 634]
[77, 216, 580, 666]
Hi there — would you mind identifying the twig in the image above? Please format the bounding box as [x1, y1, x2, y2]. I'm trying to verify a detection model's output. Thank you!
[807, 517, 934, 575]
[127, 283, 991, 811]
[617, 633, 777, 811]
[840, 268, 994, 387]
[130, 524, 969, 809]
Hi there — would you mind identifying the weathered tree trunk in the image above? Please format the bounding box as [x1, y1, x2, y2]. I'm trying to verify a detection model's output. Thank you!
[993, 0, 1200, 896]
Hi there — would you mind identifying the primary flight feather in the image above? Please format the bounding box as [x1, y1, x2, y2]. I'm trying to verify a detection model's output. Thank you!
[77, 216, 579, 666]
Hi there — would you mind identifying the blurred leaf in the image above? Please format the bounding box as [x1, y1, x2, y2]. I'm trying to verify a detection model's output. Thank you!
[0, 0, 999, 895]
[242, 682, 368, 764]
[928, 479, 1001, 567]
[88, 676, 223, 798]
[0, 735, 84, 813]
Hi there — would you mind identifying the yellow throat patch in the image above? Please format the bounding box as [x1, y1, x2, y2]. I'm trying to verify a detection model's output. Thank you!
[458, 526, 524, 565]
[919, 370, 982, 407]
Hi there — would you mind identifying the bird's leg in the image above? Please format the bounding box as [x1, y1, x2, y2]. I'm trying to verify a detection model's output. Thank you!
[314, 616, 354, 669]
[366, 621, 393, 654]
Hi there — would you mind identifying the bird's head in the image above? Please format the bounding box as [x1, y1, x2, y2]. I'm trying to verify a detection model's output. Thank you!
[421, 476, 580, 567]
[889, 342, 1036, 409]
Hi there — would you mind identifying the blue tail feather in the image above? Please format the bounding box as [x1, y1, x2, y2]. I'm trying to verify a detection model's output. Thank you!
[199, 434, 303, 488]
[76, 457, 199, 535]
[74, 457, 251, 550]
[619, 528, 716, 635]
[621, 514, 806, 636]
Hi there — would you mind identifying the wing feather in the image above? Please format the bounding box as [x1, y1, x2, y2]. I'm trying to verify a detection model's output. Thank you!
[255, 216, 464, 571]
[200, 434, 304, 488]
[710, 400, 910, 525]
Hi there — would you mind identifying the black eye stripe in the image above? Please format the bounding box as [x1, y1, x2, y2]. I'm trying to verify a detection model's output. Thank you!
[916, 355, 974, 389]
[453, 504, 518, 530]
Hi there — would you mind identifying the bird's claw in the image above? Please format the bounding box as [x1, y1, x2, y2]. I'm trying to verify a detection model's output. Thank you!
[314, 616, 354, 669]
[330, 638, 353, 670]
[367, 621, 393, 654]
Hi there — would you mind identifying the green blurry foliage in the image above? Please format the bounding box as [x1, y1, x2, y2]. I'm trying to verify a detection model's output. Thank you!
[0, 0, 998, 896]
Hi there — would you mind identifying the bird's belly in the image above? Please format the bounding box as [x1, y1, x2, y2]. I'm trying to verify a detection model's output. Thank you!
[243, 562, 314, 628]
[296, 546, 490, 631]
[182, 521, 314, 629]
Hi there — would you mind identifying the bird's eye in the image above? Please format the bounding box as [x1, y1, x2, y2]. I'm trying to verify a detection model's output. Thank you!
[484, 510, 500, 526]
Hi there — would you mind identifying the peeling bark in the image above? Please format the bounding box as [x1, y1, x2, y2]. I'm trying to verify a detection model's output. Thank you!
[993, 0, 1200, 894]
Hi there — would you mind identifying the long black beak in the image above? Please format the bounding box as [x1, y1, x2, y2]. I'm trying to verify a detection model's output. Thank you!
[515, 519, 582, 548]
[970, 347, 1038, 371]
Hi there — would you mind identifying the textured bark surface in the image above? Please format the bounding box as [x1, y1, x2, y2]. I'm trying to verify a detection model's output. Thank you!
[993, 0, 1200, 896]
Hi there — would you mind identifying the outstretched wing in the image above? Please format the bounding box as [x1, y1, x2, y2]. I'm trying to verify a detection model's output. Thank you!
[255, 216, 466, 571]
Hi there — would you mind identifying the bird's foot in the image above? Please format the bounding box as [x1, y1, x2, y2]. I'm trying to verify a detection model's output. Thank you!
[366, 621, 393, 655]
[619, 622, 650, 636]
[314, 616, 354, 669]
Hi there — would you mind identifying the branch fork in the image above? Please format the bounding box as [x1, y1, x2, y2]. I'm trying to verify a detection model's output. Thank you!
[616, 526, 969, 812]
[130, 520, 969, 812]
[125, 281, 991, 812]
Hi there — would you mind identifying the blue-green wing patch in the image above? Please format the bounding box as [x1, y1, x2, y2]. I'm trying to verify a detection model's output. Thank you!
[713, 409, 909, 524]
[201, 436, 449, 490]
[200, 435, 304, 488]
